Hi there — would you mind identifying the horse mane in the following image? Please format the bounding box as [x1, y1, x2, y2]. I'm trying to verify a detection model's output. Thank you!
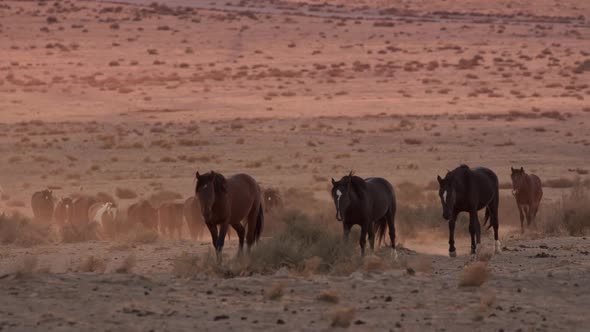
[212, 171, 228, 194]
[347, 173, 367, 199]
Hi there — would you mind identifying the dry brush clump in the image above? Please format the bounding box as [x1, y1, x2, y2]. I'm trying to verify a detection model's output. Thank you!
[247, 210, 357, 274]
[458, 261, 490, 287]
[0, 213, 54, 246]
[540, 184, 590, 236]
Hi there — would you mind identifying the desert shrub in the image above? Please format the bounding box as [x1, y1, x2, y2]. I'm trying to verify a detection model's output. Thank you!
[247, 210, 356, 273]
[61, 223, 100, 243]
[0, 213, 54, 246]
[458, 261, 490, 287]
[396, 198, 445, 238]
[116, 187, 138, 199]
[541, 185, 590, 236]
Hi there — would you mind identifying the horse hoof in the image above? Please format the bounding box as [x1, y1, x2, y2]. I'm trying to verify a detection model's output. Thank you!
[391, 249, 398, 260]
[495, 240, 502, 254]
[449, 250, 457, 258]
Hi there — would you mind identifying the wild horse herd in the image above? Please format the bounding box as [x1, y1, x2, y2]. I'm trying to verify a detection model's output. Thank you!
[28, 165, 543, 260]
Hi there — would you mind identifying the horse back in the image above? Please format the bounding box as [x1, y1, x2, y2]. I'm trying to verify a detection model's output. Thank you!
[365, 177, 396, 219]
[225, 173, 261, 220]
[529, 174, 543, 202]
[470, 167, 499, 208]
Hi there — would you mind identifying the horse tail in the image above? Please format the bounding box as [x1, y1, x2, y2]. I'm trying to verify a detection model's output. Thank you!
[254, 203, 264, 242]
[376, 219, 387, 245]
[483, 206, 491, 228]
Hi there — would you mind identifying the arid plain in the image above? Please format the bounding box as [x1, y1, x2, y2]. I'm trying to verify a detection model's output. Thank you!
[1, 0, 590, 331]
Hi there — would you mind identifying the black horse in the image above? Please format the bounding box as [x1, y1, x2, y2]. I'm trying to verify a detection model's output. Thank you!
[437, 165, 501, 257]
[331, 172, 397, 257]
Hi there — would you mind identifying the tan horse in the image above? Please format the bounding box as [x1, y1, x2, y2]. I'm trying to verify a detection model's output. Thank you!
[511, 167, 543, 233]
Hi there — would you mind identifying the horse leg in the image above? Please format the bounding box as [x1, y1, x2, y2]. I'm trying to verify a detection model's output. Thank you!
[468, 214, 476, 255]
[448, 217, 457, 257]
[518, 204, 525, 233]
[245, 208, 258, 252]
[206, 222, 218, 251]
[491, 197, 501, 254]
[367, 221, 375, 255]
[472, 210, 481, 250]
[387, 209, 397, 259]
[214, 223, 229, 263]
[342, 223, 352, 242]
[359, 224, 367, 256]
[525, 205, 532, 226]
[231, 222, 246, 255]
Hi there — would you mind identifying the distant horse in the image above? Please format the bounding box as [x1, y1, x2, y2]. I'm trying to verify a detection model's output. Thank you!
[183, 196, 205, 240]
[88, 202, 118, 239]
[195, 171, 264, 260]
[31, 189, 54, 223]
[128, 200, 158, 231]
[71, 195, 97, 226]
[158, 202, 184, 239]
[53, 197, 74, 227]
[437, 165, 501, 257]
[262, 188, 283, 212]
[511, 167, 543, 233]
[330, 172, 397, 257]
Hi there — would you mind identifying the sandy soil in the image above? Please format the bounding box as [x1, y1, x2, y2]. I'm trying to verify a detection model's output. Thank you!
[1, 0, 590, 331]
[1, 237, 590, 331]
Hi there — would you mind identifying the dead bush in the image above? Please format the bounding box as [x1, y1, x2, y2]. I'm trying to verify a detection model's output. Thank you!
[78, 256, 106, 273]
[330, 307, 356, 328]
[0, 213, 53, 246]
[116, 187, 138, 199]
[115, 255, 137, 273]
[264, 281, 286, 301]
[247, 210, 356, 274]
[541, 184, 590, 236]
[458, 262, 490, 287]
[316, 290, 340, 303]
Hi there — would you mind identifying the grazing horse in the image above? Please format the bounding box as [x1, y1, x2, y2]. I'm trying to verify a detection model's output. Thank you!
[158, 202, 184, 239]
[262, 188, 283, 212]
[128, 200, 158, 231]
[31, 189, 54, 223]
[53, 197, 74, 227]
[511, 167, 543, 233]
[195, 171, 264, 260]
[437, 165, 501, 257]
[88, 202, 118, 238]
[183, 196, 205, 240]
[71, 195, 97, 226]
[330, 172, 397, 257]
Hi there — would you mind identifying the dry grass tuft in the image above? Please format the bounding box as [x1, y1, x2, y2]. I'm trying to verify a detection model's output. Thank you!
[317, 290, 340, 304]
[13, 256, 38, 278]
[330, 307, 356, 328]
[0, 213, 53, 246]
[541, 184, 590, 236]
[172, 252, 199, 278]
[458, 262, 490, 287]
[479, 292, 497, 311]
[115, 255, 137, 274]
[264, 281, 286, 301]
[362, 255, 385, 273]
[78, 255, 106, 273]
[116, 187, 138, 199]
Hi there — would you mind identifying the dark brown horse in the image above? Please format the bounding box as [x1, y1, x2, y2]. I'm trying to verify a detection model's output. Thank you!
[195, 171, 264, 260]
[331, 172, 397, 257]
[31, 189, 54, 223]
[511, 167, 543, 233]
[437, 165, 501, 257]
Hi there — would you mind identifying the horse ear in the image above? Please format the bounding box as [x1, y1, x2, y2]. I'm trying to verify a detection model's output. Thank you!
[331, 178, 336, 185]
[196, 171, 200, 179]
[520, 167, 524, 172]
[510, 167, 514, 172]
[437, 175, 443, 184]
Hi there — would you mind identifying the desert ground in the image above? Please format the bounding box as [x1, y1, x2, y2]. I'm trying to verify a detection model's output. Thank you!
[1, 0, 590, 331]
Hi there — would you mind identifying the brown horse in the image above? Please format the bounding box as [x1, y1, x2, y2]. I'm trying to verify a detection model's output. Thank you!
[53, 197, 74, 227]
[128, 200, 158, 231]
[183, 196, 205, 240]
[31, 189, 54, 223]
[511, 167, 543, 233]
[158, 202, 184, 239]
[195, 171, 264, 260]
[262, 187, 283, 212]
